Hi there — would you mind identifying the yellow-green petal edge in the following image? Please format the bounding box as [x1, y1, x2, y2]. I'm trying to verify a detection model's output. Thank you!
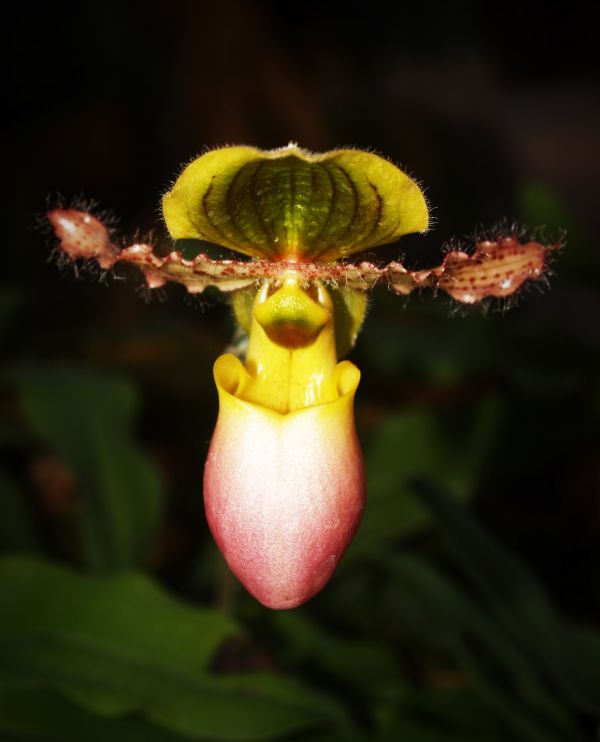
[162, 144, 429, 262]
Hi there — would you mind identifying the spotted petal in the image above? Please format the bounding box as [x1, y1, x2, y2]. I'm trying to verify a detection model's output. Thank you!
[47, 209, 556, 303]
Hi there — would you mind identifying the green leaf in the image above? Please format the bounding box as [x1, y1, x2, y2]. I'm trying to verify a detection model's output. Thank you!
[0, 557, 237, 678]
[271, 611, 398, 693]
[517, 180, 576, 237]
[386, 554, 531, 675]
[0, 557, 348, 740]
[0, 687, 184, 742]
[352, 411, 442, 560]
[385, 555, 584, 741]
[516, 180, 590, 276]
[412, 481, 600, 717]
[0, 470, 38, 553]
[374, 684, 505, 742]
[14, 367, 164, 572]
[346, 398, 500, 562]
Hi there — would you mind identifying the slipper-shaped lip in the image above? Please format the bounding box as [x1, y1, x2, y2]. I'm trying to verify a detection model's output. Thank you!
[203, 353, 364, 609]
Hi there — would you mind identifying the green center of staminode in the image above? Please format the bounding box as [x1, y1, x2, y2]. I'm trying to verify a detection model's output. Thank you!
[162, 145, 429, 262]
[253, 277, 329, 350]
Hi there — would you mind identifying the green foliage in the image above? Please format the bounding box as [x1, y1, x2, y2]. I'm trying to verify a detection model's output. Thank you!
[270, 611, 399, 696]
[517, 181, 577, 240]
[14, 367, 164, 572]
[323, 487, 599, 741]
[0, 557, 347, 740]
[0, 359, 597, 741]
[414, 482, 600, 714]
[346, 396, 500, 562]
[1, 176, 599, 742]
[0, 688, 185, 742]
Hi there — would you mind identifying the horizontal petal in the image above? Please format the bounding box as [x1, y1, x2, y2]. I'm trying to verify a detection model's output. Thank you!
[47, 210, 558, 303]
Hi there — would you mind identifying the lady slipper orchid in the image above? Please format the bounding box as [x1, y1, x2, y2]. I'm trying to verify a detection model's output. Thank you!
[47, 144, 558, 608]
[204, 280, 364, 608]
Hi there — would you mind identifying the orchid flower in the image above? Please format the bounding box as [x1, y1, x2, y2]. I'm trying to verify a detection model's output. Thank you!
[48, 144, 556, 609]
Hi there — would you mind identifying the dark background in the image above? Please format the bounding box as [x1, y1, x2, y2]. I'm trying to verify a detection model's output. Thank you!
[2, 1, 600, 740]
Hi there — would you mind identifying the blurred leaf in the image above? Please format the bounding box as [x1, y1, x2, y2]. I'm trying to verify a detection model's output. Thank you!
[271, 610, 398, 693]
[358, 300, 497, 384]
[386, 554, 531, 675]
[517, 180, 575, 229]
[0, 687, 184, 742]
[385, 554, 583, 741]
[412, 481, 600, 718]
[326, 545, 586, 741]
[0, 556, 237, 678]
[517, 181, 577, 238]
[0, 470, 38, 553]
[378, 720, 481, 742]
[14, 367, 163, 571]
[346, 397, 500, 562]
[517, 180, 593, 277]
[0, 557, 348, 740]
[374, 684, 502, 742]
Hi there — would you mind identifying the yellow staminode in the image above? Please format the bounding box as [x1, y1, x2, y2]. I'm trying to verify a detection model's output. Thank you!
[229, 273, 343, 414]
[163, 144, 429, 262]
